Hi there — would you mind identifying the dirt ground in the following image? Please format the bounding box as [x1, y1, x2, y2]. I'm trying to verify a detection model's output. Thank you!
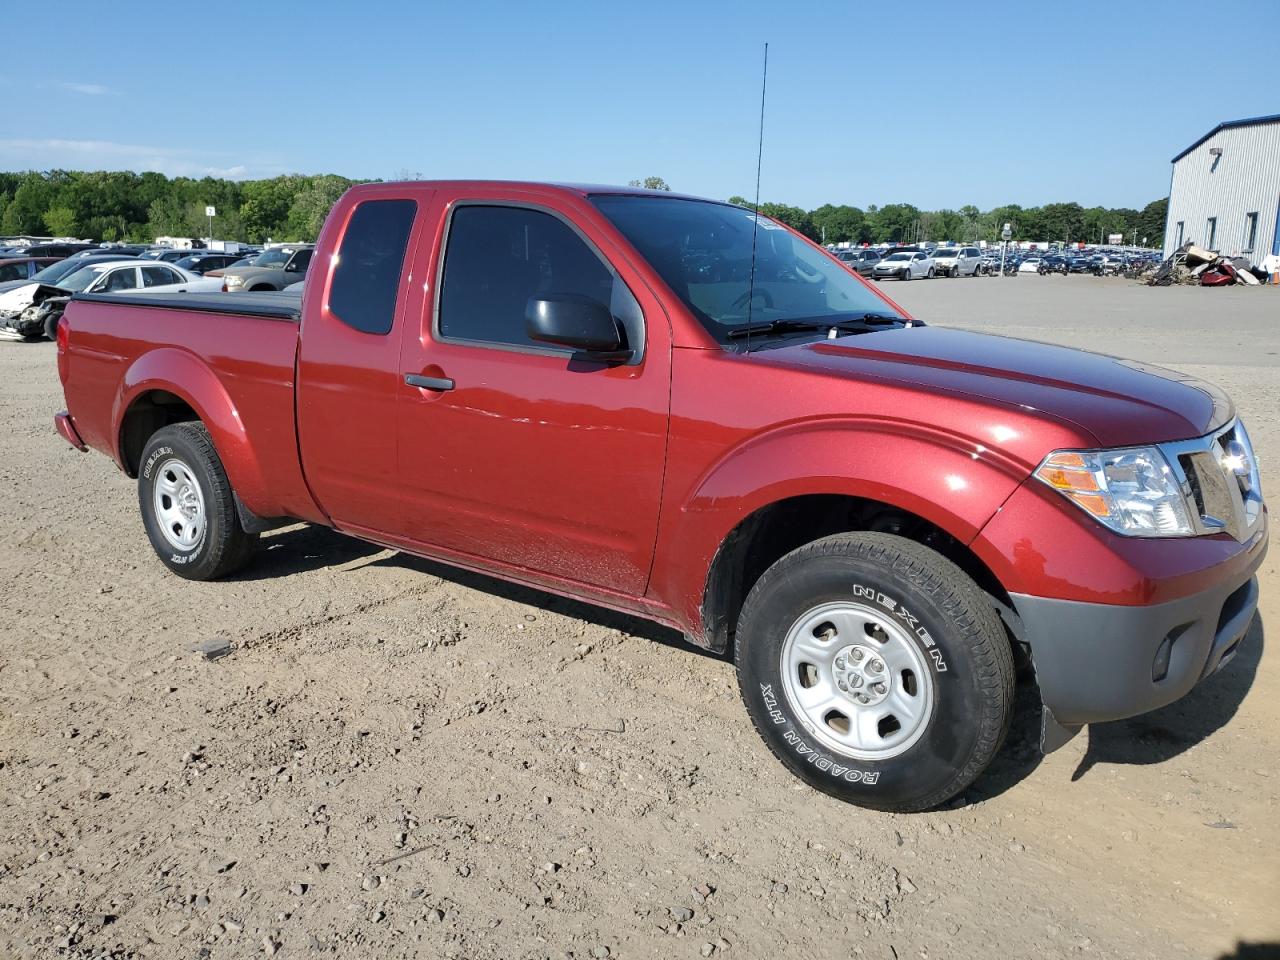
[1, 276, 1276, 960]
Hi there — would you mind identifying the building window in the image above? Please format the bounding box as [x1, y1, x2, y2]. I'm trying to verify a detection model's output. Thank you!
[1175, 221, 1184, 247]
[1206, 217, 1217, 250]
[1244, 212, 1258, 252]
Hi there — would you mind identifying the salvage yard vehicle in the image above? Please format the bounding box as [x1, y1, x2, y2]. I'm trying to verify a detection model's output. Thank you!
[0, 256, 61, 282]
[2, 260, 220, 341]
[872, 249, 934, 280]
[217, 245, 313, 292]
[932, 246, 982, 277]
[53, 181, 1267, 812]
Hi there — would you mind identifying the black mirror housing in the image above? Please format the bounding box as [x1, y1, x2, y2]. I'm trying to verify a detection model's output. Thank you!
[526, 294, 627, 356]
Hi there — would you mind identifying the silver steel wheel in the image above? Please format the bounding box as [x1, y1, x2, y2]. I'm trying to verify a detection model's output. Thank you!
[780, 601, 935, 760]
[152, 457, 206, 551]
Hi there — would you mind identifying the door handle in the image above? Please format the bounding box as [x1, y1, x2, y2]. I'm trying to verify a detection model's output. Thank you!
[405, 373, 455, 391]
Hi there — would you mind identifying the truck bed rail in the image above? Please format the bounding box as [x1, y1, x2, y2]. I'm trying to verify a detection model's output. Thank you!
[71, 290, 301, 322]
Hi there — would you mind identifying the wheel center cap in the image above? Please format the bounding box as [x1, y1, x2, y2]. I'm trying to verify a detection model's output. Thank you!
[832, 643, 889, 707]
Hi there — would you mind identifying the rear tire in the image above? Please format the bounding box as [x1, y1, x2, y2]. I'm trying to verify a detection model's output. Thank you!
[735, 533, 1014, 812]
[138, 423, 256, 580]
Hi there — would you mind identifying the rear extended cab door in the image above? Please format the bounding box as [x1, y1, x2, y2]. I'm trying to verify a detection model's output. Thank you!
[296, 185, 432, 534]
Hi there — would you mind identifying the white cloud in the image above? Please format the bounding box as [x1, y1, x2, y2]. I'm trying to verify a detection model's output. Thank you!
[61, 82, 116, 96]
[0, 138, 281, 180]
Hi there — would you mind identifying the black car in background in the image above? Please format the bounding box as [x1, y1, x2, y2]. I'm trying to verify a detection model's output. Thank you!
[174, 253, 244, 275]
[1038, 254, 1069, 275]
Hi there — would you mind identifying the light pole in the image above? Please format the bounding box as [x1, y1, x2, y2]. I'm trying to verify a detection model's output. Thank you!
[999, 222, 1011, 277]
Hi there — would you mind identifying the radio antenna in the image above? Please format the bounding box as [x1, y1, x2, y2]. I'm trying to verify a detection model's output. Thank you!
[745, 41, 769, 354]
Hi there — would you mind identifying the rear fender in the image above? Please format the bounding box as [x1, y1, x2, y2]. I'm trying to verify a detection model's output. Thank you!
[654, 420, 1030, 632]
[113, 348, 273, 514]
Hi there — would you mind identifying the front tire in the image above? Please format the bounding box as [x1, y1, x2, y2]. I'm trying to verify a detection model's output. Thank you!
[138, 422, 256, 580]
[735, 533, 1014, 812]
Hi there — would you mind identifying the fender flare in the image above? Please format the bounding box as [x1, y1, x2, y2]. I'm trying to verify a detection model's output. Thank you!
[112, 348, 273, 514]
[652, 418, 1031, 636]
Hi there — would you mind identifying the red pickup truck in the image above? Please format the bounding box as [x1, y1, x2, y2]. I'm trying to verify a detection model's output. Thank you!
[54, 181, 1266, 811]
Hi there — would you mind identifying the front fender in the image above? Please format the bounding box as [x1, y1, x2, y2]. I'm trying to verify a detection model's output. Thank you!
[114, 348, 273, 514]
[650, 419, 1031, 635]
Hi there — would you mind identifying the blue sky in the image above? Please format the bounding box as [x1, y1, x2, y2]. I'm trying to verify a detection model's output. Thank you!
[2, 0, 1275, 211]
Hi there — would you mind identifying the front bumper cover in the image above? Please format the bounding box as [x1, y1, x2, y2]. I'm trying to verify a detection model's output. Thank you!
[1012, 535, 1265, 749]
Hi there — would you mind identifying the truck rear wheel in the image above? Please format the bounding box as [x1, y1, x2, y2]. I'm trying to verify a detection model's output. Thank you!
[137, 423, 255, 580]
[735, 532, 1014, 812]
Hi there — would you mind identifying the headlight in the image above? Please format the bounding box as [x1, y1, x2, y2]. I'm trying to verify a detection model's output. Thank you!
[1034, 446, 1193, 537]
[224, 275, 244, 288]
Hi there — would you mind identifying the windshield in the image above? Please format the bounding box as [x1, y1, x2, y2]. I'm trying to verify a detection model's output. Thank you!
[591, 196, 902, 344]
[32, 259, 95, 284]
[934, 249, 958, 258]
[56, 265, 112, 292]
[884, 252, 912, 262]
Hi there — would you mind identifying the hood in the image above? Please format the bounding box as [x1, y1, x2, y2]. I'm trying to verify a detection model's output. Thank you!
[770, 326, 1231, 447]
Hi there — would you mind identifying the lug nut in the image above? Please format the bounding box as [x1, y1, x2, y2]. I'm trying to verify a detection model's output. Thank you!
[868, 659, 884, 673]
[837, 680, 848, 692]
[872, 682, 886, 695]
[851, 648, 864, 662]
[856, 694, 869, 704]
[835, 656, 846, 669]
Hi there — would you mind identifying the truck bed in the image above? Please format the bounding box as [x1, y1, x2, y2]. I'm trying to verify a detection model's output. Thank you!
[72, 289, 302, 321]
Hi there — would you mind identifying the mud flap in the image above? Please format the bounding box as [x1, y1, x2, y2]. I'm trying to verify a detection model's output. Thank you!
[1040, 706, 1083, 753]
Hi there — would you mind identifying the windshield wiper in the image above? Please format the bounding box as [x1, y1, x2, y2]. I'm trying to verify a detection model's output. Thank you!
[725, 313, 906, 340]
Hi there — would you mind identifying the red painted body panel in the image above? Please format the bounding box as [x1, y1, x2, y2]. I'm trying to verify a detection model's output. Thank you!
[972, 478, 1269, 605]
[55, 179, 1263, 647]
[59, 299, 325, 524]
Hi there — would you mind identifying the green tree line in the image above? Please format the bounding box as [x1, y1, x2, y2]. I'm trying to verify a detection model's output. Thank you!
[728, 195, 1168, 247]
[0, 169, 1168, 248]
[0, 170, 364, 244]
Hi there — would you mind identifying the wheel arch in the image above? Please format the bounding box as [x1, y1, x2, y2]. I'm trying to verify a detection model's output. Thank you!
[114, 349, 273, 514]
[652, 422, 1028, 650]
[699, 493, 1013, 654]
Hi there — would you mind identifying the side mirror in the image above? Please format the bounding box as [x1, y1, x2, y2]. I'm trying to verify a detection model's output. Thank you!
[526, 294, 629, 359]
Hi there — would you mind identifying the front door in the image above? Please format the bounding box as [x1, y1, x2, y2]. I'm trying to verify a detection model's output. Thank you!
[395, 194, 671, 597]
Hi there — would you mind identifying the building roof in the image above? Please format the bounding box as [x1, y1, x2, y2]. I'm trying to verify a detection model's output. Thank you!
[1172, 114, 1280, 163]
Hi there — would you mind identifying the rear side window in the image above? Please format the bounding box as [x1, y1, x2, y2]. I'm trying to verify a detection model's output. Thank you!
[329, 199, 417, 335]
[438, 205, 615, 349]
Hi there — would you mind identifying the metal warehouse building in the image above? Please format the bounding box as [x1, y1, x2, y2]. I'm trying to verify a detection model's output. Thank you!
[1163, 114, 1280, 263]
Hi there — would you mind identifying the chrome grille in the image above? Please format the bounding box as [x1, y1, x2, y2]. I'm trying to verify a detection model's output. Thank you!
[1162, 420, 1263, 541]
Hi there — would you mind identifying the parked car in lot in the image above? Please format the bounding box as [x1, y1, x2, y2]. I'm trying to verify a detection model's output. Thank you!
[174, 253, 244, 275]
[53, 180, 1266, 813]
[872, 249, 934, 280]
[0, 257, 61, 283]
[1017, 257, 1043, 274]
[1067, 256, 1092, 274]
[1038, 254, 1069, 275]
[932, 246, 983, 277]
[217, 245, 314, 292]
[0, 255, 129, 299]
[141, 248, 198, 263]
[836, 249, 883, 276]
[1, 259, 219, 341]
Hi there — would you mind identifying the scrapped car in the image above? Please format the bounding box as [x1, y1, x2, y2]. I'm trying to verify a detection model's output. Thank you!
[1, 260, 219, 341]
[218, 245, 314, 292]
[836, 249, 883, 276]
[1017, 257, 1042, 274]
[54, 181, 1266, 813]
[175, 253, 244, 275]
[872, 249, 934, 280]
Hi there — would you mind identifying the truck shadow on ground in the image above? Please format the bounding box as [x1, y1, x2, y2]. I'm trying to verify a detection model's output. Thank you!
[1070, 616, 1264, 781]
[232, 524, 386, 580]
[371, 551, 715, 659]
[926, 616, 1264, 805]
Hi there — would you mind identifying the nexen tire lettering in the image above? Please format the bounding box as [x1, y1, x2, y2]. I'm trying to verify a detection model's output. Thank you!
[759, 684, 881, 785]
[853, 582, 948, 672]
[142, 446, 172, 480]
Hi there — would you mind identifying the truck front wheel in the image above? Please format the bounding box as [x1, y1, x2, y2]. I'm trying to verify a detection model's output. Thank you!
[735, 532, 1014, 812]
[137, 423, 256, 580]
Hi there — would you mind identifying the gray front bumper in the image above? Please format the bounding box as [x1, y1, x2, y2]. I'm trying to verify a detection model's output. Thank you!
[1011, 547, 1264, 740]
